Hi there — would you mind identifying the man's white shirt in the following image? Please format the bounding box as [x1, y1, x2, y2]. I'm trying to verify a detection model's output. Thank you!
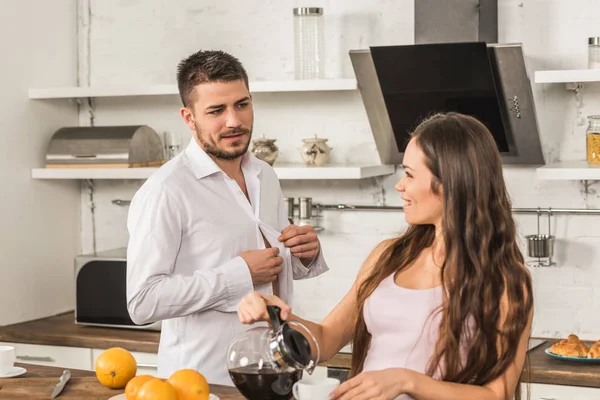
[126, 139, 328, 385]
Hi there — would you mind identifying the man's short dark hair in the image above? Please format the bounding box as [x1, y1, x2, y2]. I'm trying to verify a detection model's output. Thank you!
[176, 50, 249, 108]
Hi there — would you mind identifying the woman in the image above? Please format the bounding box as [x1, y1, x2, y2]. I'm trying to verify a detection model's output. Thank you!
[238, 112, 534, 400]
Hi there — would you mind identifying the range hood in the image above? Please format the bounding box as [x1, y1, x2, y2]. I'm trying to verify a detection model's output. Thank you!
[349, 42, 545, 166]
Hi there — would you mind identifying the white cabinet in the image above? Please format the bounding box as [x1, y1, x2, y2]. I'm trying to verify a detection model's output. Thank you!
[0, 342, 161, 377]
[92, 348, 159, 377]
[0, 342, 92, 371]
[523, 383, 600, 400]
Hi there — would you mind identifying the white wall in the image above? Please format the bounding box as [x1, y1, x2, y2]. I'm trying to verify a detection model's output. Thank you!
[0, 0, 80, 326]
[80, 0, 600, 339]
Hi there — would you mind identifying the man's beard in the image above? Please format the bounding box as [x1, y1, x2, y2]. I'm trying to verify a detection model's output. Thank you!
[195, 125, 252, 160]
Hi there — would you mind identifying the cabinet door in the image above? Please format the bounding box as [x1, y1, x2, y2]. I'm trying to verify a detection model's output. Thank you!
[0, 342, 92, 371]
[524, 383, 600, 400]
[92, 349, 159, 377]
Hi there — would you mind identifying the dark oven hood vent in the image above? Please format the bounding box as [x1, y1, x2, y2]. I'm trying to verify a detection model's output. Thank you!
[349, 42, 545, 166]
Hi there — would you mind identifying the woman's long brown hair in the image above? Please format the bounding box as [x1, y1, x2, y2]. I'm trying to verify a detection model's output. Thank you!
[350, 113, 533, 399]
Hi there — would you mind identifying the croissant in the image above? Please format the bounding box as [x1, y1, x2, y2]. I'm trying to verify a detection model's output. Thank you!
[588, 341, 600, 359]
[549, 334, 590, 358]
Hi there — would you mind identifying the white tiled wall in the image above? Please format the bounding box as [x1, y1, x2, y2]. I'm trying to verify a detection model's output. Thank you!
[79, 0, 600, 339]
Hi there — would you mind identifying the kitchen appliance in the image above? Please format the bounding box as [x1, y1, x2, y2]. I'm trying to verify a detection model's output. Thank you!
[415, 0, 498, 45]
[74, 247, 161, 331]
[226, 306, 320, 400]
[45, 125, 165, 168]
[350, 41, 544, 166]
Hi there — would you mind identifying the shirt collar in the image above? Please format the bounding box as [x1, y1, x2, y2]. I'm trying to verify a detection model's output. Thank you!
[184, 138, 263, 180]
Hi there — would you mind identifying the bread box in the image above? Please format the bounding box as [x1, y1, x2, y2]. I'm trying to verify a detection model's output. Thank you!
[45, 125, 166, 168]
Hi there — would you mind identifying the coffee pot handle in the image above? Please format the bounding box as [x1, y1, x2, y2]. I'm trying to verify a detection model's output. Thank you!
[267, 305, 283, 331]
[292, 381, 300, 399]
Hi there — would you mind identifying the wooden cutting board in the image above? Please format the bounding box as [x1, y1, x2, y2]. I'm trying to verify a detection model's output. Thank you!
[0, 363, 245, 399]
[0, 376, 119, 399]
[109, 394, 222, 400]
[0, 376, 244, 400]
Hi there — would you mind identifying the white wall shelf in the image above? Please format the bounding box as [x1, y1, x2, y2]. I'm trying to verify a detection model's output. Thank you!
[31, 164, 395, 180]
[28, 79, 357, 99]
[534, 69, 600, 84]
[536, 160, 600, 180]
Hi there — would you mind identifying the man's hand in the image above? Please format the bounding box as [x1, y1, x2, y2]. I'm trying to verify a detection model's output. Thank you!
[240, 248, 283, 286]
[278, 224, 320, 263]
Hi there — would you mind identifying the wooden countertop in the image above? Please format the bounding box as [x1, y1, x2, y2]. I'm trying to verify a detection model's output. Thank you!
[0, 363, 243, 399]
[522, 340, 600, 388]
[1, 312, 600, 388]
[0, 312, 160, 353]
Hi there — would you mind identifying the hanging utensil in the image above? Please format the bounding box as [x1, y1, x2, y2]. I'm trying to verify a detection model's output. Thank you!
[525, 208, 555, 267]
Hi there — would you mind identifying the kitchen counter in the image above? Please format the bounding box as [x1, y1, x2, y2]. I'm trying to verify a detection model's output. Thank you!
[0, 363, 243, 399]
[0, 312, 160, 353]
[1, 312, 600, 388]
[0, 311, 350, 368]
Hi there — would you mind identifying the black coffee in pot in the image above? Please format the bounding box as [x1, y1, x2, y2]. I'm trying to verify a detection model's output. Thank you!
[229, 365, 302, 400]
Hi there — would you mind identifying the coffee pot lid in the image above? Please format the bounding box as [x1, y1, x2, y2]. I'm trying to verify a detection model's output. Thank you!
[267, 306, 316, 371]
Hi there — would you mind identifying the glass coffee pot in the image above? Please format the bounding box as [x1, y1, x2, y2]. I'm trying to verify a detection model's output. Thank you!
[226, 306, 320, 400]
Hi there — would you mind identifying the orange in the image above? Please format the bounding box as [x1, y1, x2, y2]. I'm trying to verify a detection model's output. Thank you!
[94, 347, 137, 389]
[168, 369, 210, 400]
[125, 375, 154, 400]
[136, 378, 178, 400]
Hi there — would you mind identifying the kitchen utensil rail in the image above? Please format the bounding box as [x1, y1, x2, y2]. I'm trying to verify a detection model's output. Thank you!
[111, 199, 600, 215]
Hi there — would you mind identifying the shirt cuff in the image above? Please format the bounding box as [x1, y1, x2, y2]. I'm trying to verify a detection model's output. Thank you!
[219, 256, 254, 311]
[293, 244, 329, 279]
[301, 247, 320, 269]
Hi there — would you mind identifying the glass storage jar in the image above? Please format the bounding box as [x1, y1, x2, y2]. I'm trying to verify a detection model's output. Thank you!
[589, 37, 600, 69]
[293, 7, 324, 80]
[586, 115, 600, 164]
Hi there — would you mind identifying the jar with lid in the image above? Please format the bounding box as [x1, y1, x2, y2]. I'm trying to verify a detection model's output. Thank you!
[293, 7, 324, 80]
[586, 115, 600, 164]
[298, 134, 333, 166]
[589, 37, 600, 69]
[250, 135, 279, 166]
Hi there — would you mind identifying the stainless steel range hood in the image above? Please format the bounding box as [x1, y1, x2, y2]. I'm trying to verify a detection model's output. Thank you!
[349, 42, 545, 166]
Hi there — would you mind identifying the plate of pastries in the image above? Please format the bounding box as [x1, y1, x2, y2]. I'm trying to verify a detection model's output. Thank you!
[545, 334, 600, 362]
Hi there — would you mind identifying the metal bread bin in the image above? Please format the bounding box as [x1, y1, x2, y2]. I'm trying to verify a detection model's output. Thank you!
[45, 125, 166, 168]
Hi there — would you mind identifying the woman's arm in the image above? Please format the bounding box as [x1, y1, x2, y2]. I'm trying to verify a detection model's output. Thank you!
[238, 239, 394, 362]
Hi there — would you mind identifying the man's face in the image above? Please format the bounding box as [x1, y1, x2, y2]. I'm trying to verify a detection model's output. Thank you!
[181, 79, 253, 160]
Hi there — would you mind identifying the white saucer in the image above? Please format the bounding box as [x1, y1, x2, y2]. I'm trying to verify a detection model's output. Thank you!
[109, 393, 219, 400]
[0, 366, 27, 378]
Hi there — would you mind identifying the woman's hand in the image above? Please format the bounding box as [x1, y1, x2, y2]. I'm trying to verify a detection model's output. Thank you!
[237, 292, 291, 324]
[329, 368, 407, 400]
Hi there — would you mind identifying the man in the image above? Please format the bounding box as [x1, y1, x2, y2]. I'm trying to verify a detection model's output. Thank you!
[126, 49, 329, 385]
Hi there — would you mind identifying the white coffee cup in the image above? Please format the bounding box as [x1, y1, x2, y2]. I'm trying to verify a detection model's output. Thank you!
[0, 346, 15, 375]
[293, 377, 340, 400]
